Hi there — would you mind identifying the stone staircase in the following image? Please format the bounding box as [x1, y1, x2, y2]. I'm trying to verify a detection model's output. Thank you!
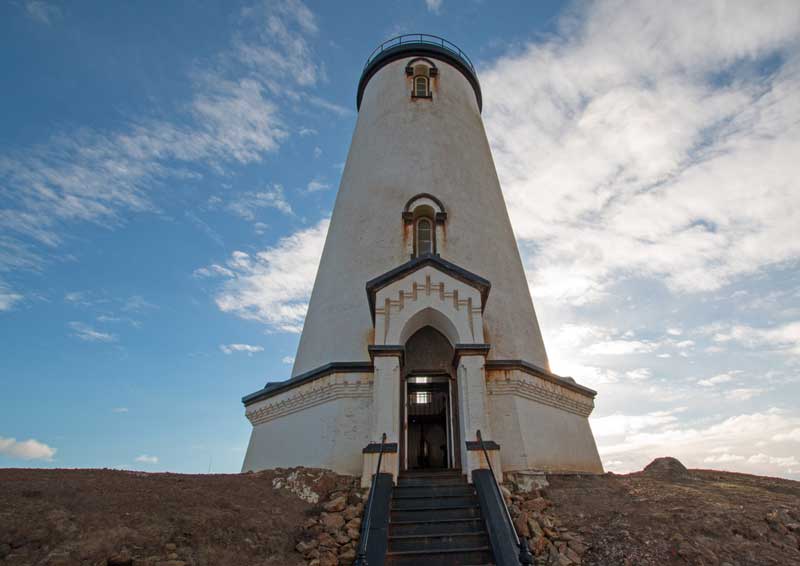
[385, 469, 495, 565]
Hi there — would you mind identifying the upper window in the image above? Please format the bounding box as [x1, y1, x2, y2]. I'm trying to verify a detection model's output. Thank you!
[416, 217, 433, 256]
[414, 76, 430, 98]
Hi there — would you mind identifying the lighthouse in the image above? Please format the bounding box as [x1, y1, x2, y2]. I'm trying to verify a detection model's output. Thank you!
[241, 35, 603, 483]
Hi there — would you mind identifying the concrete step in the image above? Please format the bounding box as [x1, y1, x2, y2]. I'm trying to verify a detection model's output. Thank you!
[393, 484, 475, 498]
[390, 517, 486, 536]
[386, 546, 493, 566]
[388, 531, 490, 553]
[391, 504, 481, 522]
[392, 494, 478, 510]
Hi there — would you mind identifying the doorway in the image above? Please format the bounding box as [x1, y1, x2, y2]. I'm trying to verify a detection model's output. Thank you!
[402, 325, 459, 470]
[406, 376, 452, 469]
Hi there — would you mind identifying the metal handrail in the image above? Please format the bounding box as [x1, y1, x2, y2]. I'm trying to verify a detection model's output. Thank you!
[353, 432, 387, 566]
[364, 34, 475, 73]
[476, 429, 533, 565]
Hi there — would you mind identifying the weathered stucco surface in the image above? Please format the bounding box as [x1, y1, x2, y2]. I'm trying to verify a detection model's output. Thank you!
[292, 55, 550, 377]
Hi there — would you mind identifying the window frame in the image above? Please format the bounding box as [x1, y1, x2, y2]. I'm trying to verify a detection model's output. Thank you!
[413, 75, 430, 98]
[415, 216, 434, 256]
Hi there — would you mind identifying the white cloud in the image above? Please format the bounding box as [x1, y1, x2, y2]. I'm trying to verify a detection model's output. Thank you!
[135, 454, 158, 464]
[313, 146, 322, 159]
[483, 1, 800, 304]
[0, 436, 56, 460]
[211, 218, 329, 332]
[0, 285, 23, 311]
[24, 0, 61, 25]
[68, 321, 117, 343]
[584, 339, 658, 356]
[725, 387, 766, 401]
[625, 368, 652, 381]
[697, 373, 735, 387]
[227, 185, 293, 220]
[112, 407, 129, 414]
[425, 0, 442, 14]
[0, 0, 320, 276]
[594, 408, 800, 479]
[706, 321, 800, 356]
[219, 343, 264, 355]
[193, 264, 235, 279]
[282, 355, 295, 364]
[306, 178, 330, 192]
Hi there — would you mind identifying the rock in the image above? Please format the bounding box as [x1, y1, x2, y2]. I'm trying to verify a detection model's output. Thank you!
[0, 544, 11, 559]
[514, 513, 531, 538]
[164, 544, 177, 552]
[531, 536, 549, 556]
[338, 546, 356, 563]
[154, 562, 186, 566]
[642, 457, 689, 480]
[500, 485, 512, 499]
[345, 518, 362, 530]
[335, 533, 351, 545]
[529, 517, 545, 538]
[166, 553, 178, 560]
[523, 498, 551, 513]
[320, 512, 346, 532]
[296, 539, 318, 554]
[108, 552, 133, 566]
[304, 518, 319, 529]
[343, 505, 360, 521]
[317, 533, 337, 549]
[347, 528, 361, 540]
[563, 546, 581, 563]
[567, 538, 587, 556]
[318, 550, 337, 566]
[324, 495, 347, 513]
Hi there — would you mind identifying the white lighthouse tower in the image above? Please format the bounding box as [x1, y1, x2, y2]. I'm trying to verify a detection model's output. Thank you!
[242, 35, 603, 483]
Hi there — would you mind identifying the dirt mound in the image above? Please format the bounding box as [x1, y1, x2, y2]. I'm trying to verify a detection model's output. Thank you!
[642, 456, 689, 479]
[0, 467, 354, 566]
[545, 466, 800, 565]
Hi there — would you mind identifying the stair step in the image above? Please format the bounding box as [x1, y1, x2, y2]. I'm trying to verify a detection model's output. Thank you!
[393, 484, 475, 497]
[397, 476, 468, 487]
[386, 546, 493, 566]
[391, 505, 481, 522]
[392, 494, 478, 509]
[389, 531, 490, 552]
[390, 518, 485, 536]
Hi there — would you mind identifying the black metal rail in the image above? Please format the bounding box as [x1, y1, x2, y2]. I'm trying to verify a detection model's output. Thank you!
[353, 432, 387, 566]
[364, 34, 475, 72]
[476, 429, 533, 565]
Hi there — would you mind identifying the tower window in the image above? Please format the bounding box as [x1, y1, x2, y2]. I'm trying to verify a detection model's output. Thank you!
[414, 76, 430, 98]
[416, 217, 433, 256]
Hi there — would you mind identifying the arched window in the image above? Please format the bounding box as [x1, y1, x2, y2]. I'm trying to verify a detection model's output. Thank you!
[416, 217, 433, 256]
[414, 75, 430, 98]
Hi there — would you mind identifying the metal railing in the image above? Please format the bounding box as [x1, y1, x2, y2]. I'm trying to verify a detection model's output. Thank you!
[476, 429, 533, 565]
[353, 432, 387, 566]
[364, 34, 475, 73]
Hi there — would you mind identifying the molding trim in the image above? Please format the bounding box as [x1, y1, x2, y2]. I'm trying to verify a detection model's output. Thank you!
[246, 379, 372, 425]
[368, 345, 404, 360]
[363, 442, 399, 454]
[485, 359, 597, 398]
[466, 440, 500, 451]
[243, 361, 374, 406]
[453, 343, 491, 364]
[366, 254, 491, 321]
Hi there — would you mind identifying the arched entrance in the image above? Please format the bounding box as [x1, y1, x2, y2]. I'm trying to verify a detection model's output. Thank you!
[402, 326, 460, 470]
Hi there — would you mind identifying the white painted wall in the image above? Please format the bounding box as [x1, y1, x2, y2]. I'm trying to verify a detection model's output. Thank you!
[292, 55, 550, 377]
[242, 372, 372, 475]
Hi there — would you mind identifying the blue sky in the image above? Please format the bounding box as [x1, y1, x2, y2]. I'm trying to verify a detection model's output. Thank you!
[1, 0, 799, 478]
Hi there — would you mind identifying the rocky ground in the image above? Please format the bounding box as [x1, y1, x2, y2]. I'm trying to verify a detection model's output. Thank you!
[508, 458, 800, 566]
[2, 458, 799, 566]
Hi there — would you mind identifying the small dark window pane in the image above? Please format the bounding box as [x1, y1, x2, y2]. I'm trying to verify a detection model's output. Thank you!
[415, 76, 428, 97]
[417, 218, 433, 255]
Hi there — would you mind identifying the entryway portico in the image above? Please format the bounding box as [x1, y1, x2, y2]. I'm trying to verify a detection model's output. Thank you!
[362, 254, 502, 486]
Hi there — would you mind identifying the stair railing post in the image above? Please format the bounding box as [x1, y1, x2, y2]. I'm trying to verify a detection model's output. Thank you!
[353, 432, 387, 566]
[476, 429, 533, 565]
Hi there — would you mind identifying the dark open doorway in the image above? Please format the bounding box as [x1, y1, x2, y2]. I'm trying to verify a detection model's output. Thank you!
[406, 377, 450, 469]
[402, 325, 459, 470]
